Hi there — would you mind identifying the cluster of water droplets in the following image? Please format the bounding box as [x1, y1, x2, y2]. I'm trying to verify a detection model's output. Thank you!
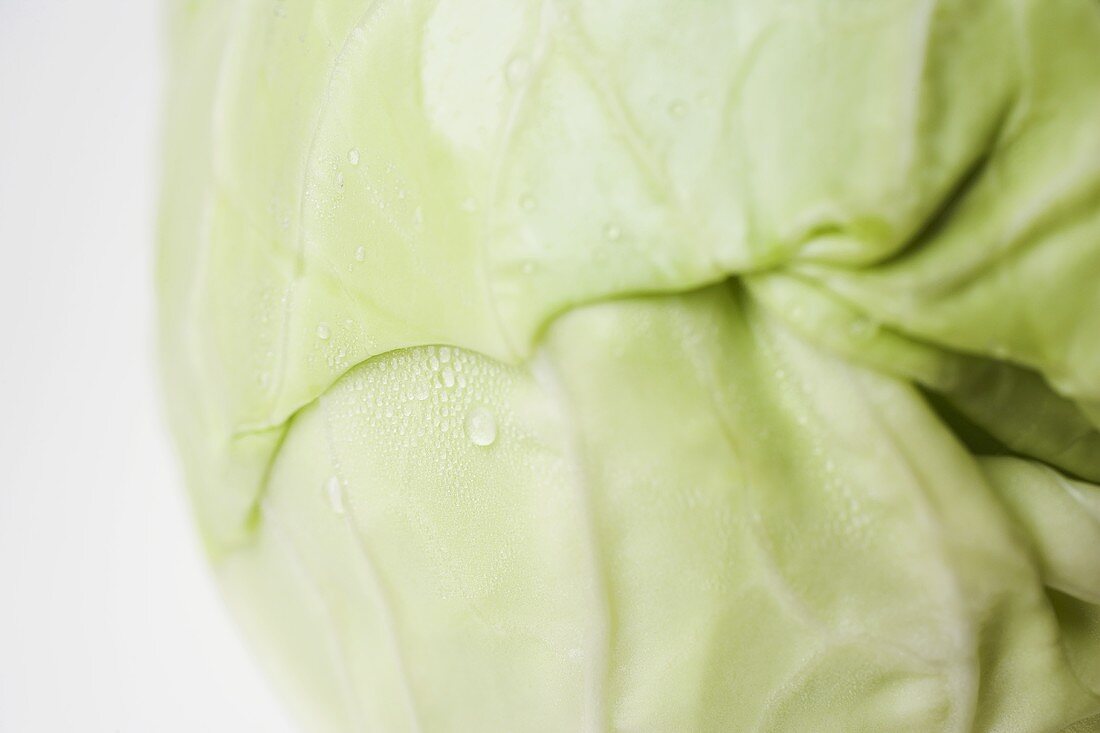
[764, 333, 873, 543]
[323, 344, 506, 461]
[316, 143, 422, 263]
[308, 317, 357, 374]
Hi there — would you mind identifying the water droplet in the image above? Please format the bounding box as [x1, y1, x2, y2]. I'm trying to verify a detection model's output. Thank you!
[668, 99, 687, 117]
[465, 406, 497, 447]
[439, 346, 451, 363]
[442, 367, 455, 388]
[415, 382, 430, 400]
[316, 323, 331, 340]
[324, 476, 345, 514]
[848, 317, 876, 340]
[603, 223, 622, 241]
[347, 148, 360, 166]
[504, 54, 531, 87]
[354, 245, 366, 262]
[519, 193, 537, 211]
[335, 171, 345, 190]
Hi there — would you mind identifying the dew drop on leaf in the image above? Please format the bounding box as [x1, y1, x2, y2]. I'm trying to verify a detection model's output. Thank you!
[504, 54, 531, 88]
[324, 475, 345, 514]
[465, 406, 497, 447]
[848, 317, 876, 340]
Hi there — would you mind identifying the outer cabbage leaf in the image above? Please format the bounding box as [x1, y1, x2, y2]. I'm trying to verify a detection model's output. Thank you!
[216, 287, 1100, 731]
[158, 0, 1100, 730]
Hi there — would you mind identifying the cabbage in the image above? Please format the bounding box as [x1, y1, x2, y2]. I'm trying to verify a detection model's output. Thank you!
[157, 0, 1100, 730]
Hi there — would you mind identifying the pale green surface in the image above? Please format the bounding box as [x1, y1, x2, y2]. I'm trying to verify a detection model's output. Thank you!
[159, 0, 1100, 730]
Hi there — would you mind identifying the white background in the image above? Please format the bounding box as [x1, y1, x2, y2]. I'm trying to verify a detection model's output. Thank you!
[0, 3, 295, 730]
